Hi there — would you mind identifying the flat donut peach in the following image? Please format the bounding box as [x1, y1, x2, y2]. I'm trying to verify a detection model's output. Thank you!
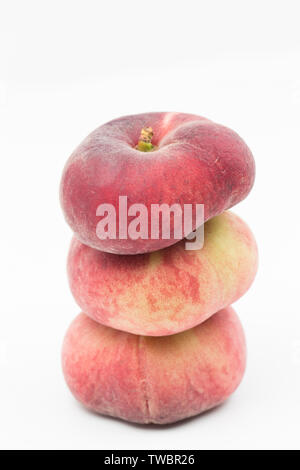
[62, 306, 246, 425]
[60, 112, 255, 254]
[67, 211, 258, 336]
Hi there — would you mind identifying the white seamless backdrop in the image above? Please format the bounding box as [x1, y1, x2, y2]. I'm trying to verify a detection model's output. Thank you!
[0, 0, 300, 450]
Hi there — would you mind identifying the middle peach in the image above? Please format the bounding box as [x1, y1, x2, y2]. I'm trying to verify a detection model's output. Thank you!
[67, 211, 258, 336]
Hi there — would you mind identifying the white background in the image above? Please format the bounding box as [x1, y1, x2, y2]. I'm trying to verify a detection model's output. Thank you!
[0, 0, 300, 450]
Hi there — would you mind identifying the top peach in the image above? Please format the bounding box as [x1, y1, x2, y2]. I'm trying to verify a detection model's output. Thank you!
[60, 112, 255, 254]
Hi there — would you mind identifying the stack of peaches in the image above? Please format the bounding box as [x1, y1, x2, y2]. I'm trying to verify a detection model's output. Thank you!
[60, 112, 257, 425]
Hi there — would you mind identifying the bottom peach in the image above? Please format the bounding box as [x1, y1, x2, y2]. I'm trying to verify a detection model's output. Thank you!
[62, 306, 246, 424]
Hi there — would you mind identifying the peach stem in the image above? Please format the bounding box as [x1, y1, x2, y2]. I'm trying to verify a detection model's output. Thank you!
[136, 127, 155, 152]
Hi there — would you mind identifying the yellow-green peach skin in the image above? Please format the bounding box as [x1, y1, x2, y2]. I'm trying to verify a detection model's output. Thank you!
[62, 307, 246, 425]
[67, 211, 258, 336]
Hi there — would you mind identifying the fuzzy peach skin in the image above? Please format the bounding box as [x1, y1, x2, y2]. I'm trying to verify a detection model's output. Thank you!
[67, 211, 258, 336]
[60, 112, 255, 254]
[62, 307, 246, 425]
